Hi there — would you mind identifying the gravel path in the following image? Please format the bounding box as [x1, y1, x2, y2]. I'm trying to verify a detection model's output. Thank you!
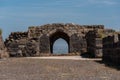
[0, 57, 120, 80]
[27, 56, 102, 60]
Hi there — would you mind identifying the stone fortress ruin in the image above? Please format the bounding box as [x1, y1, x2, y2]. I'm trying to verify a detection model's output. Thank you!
[5, 23, 104, 57]
[0, 23, 120, 65]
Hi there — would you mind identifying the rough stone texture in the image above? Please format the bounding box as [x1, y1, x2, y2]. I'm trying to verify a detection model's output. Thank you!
[103, 34, 120, 65]
[5, 23, 105, 57]
[0, 35, 9, 58]
[24, 38, 40, 56]
[86, 30, 102, 57]
[5, 32, 28, 57]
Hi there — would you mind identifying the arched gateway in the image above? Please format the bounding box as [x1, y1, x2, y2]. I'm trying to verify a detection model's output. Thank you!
[5, 23, 104, 57]
[49, 31, 70, 53]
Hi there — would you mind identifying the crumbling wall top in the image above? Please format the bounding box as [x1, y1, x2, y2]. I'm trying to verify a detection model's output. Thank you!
[7, 32, 28, 40]
[29, 23, 104, 30]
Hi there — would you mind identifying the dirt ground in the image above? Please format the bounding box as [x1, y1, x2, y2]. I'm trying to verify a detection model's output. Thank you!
[0, 58, 120, 80]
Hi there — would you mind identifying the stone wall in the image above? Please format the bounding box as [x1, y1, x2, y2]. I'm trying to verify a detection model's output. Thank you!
[86, 29, 103, 57]
[103, 34, 120, 65]
[5, 32, 28, 57]
[5, 23, 105, 57]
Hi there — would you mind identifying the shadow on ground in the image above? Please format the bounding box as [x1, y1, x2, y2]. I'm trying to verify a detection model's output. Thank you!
[95, 60, 120, 70]
[81, 52, 95, 58]
[81, 52, 120, 70]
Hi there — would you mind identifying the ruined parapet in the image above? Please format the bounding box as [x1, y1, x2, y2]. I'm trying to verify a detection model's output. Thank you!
[103, 34, 120, 65]
[28, 23, 104, 38]
[0, 29, 9, 58]
[5, 32, 28, 57]
[7, 32, 28, 40]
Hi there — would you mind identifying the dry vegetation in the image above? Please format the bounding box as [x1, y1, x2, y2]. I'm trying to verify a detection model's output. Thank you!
[0, 58, 120, 80]
[0, 28, 2, 35]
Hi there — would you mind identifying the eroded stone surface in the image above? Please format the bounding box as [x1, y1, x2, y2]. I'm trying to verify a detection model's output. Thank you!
[103, 34, 120, 65]
[5, 23, 105, 57]
[0, 35, 9, 58]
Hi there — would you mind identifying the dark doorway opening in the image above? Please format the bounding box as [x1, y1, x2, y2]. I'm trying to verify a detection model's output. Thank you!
[50, 30, 70, 54]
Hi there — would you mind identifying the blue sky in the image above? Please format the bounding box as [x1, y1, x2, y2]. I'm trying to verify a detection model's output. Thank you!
[53, 38, 68, 54]
[0, 0, 120, 40]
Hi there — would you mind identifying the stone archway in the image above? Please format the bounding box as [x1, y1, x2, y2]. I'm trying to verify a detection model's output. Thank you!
[49, 30, 70, 54]
[5, 23, 104, 57]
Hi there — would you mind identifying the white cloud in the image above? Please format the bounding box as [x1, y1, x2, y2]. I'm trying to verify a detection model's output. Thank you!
[102, 1, 117, 5]
[88, 0, 118, 5]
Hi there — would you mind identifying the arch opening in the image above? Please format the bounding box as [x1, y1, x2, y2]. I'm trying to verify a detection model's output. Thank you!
[49, 31, 70, 54]
[53, 38, 68, 54]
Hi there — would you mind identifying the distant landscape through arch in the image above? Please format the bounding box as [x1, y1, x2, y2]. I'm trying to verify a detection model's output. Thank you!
[53, 38, 68, 54]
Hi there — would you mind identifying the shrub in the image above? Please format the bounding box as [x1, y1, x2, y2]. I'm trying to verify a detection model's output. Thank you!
[0, 28, 2, 35]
